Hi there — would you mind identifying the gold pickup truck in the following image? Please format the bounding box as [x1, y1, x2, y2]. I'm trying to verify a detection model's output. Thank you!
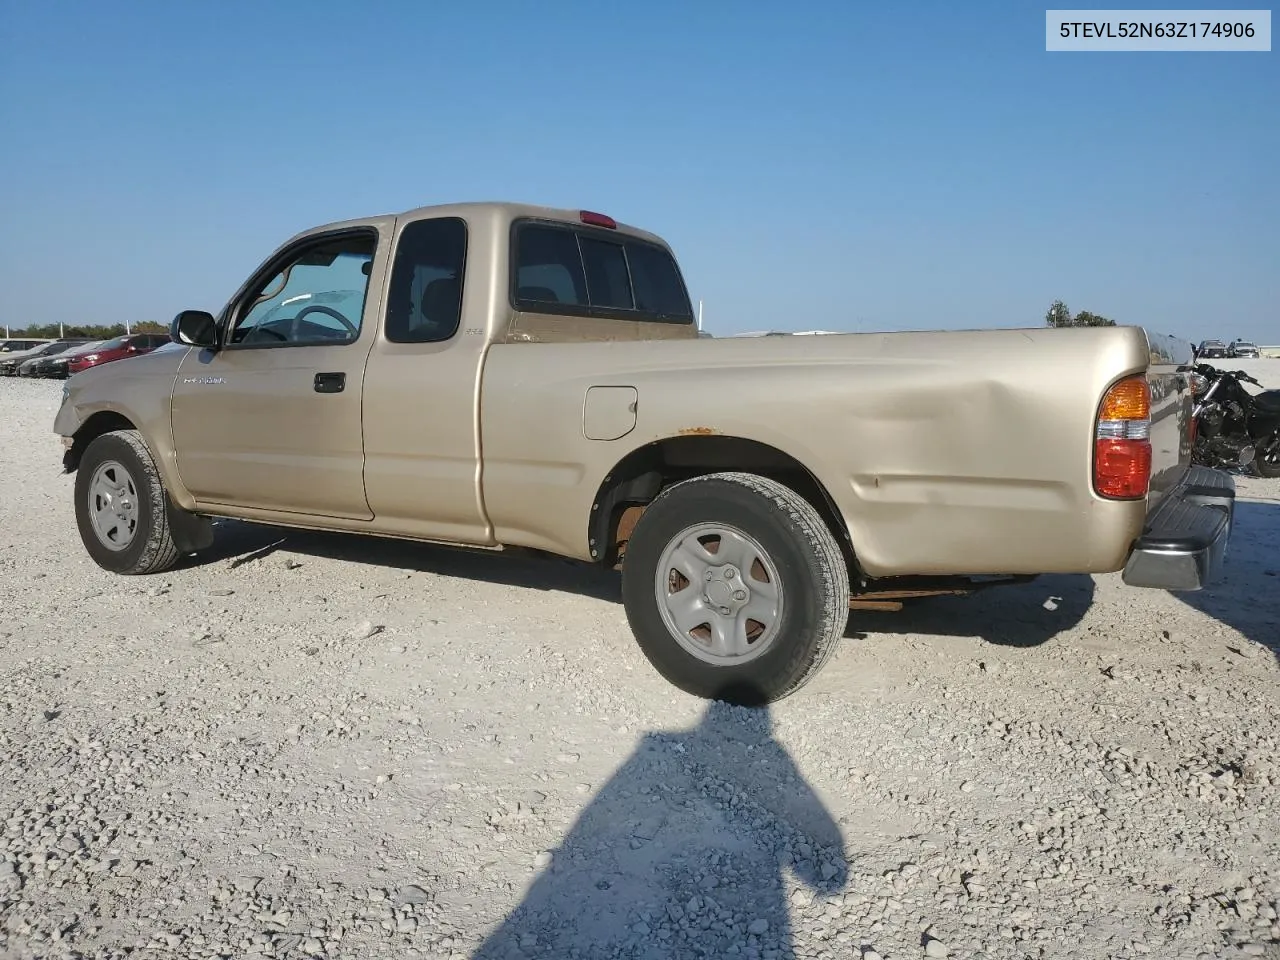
[54, 202, 1235, 704]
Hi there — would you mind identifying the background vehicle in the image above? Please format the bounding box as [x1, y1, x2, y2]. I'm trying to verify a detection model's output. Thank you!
[1197, 339, 1228, 358]
[0, 339, 88, 376]
[65, 333, 169, 375]
[22, 340, 108, 378]
[1190, 363, 1280, 478]
[54, 202, 1234, 705]
[17, 355, 49, 377]
[1228, 340, 1260, 359]
[1, 338, 51, 353]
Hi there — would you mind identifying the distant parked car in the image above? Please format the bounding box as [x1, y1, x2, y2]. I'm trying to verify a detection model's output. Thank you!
[0, 338, 51, 353]
[21, 340, 108, 378]
[1228, 340, 1260, 359]
[0, 340, 89, 376]
[65, 333, 169, 375]
[1196, 339, 1228, 359]
[17, 355, 49, 376]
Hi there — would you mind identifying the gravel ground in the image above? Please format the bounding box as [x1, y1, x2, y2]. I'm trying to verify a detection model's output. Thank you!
[1, 371, 1278, 960]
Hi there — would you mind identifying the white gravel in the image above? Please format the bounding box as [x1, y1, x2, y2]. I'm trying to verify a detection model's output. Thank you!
[1, 371, 1278, 960]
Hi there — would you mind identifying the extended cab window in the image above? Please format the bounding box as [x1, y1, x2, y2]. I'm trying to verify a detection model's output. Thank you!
[512, 221, 693, 323]
[229, 232, 375, 347]
[385, 217, 467, 343]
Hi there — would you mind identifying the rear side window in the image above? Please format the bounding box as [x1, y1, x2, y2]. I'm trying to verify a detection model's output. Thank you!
[511, 220, 693, 323]
[385, 217, 468, 343]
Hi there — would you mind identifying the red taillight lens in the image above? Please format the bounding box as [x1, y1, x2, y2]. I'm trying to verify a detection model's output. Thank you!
[1094, 375, 1152, 499]
[1094, 438, 1153, 498]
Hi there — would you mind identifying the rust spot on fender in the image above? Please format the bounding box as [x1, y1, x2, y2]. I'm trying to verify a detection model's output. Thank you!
[677, 426, 719, 436]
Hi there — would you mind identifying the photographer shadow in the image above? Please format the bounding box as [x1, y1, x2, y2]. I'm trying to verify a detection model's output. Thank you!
[471, 699, 848, 959]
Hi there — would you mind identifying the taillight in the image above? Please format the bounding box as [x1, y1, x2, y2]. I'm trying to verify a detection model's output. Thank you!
[1094, 375, 1151, 499]
[579, 210, 617, 229]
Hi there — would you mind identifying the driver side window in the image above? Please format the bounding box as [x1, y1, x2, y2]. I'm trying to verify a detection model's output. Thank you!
[229, 232, 376, 347]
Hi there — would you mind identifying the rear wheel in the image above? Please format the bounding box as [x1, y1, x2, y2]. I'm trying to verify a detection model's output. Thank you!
[621, 472, 850, 705]
[1256, 435, 1280, 478]
[74, 430, 181, 575]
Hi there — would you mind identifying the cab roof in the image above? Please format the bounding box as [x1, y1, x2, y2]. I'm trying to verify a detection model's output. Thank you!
[305, 201, 670, 249]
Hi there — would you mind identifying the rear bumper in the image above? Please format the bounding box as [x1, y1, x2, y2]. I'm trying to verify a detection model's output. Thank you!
[1122, 466, 1234, 591]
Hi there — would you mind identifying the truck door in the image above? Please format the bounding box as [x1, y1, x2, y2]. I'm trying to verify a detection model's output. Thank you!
[360, 214, 494, 544]
[170, 221, 392, 520]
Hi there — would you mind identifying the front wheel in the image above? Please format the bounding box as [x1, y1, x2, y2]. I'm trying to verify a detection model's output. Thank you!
[74, 429, 182, 575]
[621, 472, 851, 706]
[1256, 435, 1280, 478]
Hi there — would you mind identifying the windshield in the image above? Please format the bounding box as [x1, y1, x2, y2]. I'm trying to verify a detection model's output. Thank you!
[93, 336, 128, 351]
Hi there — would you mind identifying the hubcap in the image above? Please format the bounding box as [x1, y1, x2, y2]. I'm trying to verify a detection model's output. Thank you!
[654, 522, 783, 665]
[88, 460, 140, 551]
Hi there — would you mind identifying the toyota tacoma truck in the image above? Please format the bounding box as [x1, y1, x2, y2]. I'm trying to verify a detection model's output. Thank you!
[54, 201, 1235, 704]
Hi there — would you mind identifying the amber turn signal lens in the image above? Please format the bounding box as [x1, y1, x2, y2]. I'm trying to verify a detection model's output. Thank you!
[1098, 376, 1150, 421]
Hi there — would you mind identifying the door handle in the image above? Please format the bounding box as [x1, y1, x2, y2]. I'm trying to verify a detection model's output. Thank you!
[314, 372, 345, 394]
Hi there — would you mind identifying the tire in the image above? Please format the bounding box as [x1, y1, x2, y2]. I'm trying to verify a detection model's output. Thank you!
[621, 472, 851, 706]
[1256, 435, 1280, 478]
[74, 429, 181, 575]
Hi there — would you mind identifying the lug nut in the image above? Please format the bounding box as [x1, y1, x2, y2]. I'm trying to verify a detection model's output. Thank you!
[725, 569, 735, 579]
[733, 590, 747, 601]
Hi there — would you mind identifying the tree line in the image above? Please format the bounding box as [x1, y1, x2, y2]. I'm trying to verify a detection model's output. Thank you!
[9, 321, 169, 339]
[1044, 300, 1116, 328]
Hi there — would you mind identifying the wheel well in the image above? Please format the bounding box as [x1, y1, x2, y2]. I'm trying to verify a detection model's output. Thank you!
[589, 435, 858, 574]
[63, 411, 136, 473]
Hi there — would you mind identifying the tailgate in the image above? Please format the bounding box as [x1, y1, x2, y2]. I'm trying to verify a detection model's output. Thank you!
[1143, 329, 1196, 508]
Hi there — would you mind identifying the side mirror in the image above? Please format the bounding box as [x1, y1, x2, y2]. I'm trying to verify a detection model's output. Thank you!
[171, 310, 219, 348]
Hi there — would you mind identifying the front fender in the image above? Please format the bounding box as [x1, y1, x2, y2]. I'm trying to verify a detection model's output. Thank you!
[54, 348, 195, 510]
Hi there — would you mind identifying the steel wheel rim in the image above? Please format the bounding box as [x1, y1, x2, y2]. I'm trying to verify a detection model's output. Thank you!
[654, 522, 784, 666]
[88, 460, 140, 551]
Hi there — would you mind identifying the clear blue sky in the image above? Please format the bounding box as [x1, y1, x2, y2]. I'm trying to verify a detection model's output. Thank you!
[1, 0, 1275, 342]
